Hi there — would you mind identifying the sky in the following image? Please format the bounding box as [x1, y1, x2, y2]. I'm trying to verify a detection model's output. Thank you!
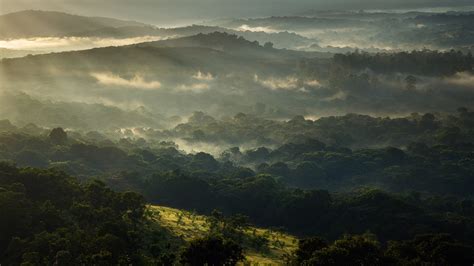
[1, 0, 473, 26]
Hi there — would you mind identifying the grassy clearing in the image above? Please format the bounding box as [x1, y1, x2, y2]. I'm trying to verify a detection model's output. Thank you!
[149, 205, 298, 265]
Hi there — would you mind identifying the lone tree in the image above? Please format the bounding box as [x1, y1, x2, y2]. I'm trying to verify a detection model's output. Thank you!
[180, 236, 244, 266]
[49, 127, 68, 145]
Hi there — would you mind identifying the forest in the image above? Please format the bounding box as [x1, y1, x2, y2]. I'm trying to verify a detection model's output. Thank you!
[1, 3, 474, 265]
[1, 107, 474, 264]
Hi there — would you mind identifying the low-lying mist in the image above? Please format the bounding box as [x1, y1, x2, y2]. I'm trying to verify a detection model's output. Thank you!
[0, 36, 165, 54]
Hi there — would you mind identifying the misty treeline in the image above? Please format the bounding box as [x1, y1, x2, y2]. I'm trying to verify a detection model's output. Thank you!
[3, 10, 474, 53]
[333, 49, 473, 76]
[218, 11, 474, 50]
[1, 34, 474, 128]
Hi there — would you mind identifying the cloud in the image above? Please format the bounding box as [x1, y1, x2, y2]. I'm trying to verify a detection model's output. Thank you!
[445, 72, 474, 88]
[91, 72, 162, 90]
[255, 75, 305, 91]
[192, 71, 214, 81]
[254, 75, 321, 91]
[176, 70, 215, 93]
[176, 83, 210, 93]
[237, 24, 278, 33]
[304, 79, 322, 87]
[0, 36, 164, 52]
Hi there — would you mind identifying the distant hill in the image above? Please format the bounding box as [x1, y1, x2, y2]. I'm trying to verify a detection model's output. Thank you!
[136, 32, 320, 59]
[162, 26, 315, 50]
[0, 48, 41, 59]
[77, 24, 315, 49]
[138, 32, 273, 56]
[0, 33, 317, 82]
[214, 16, 369, 31]
[0, 33, 323, 119]
[0, 10, 316, 50]
[0, 10, 147, 39]
[0, 32, 327, 86]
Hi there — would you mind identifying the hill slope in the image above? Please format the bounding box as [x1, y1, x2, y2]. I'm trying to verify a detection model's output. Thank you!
[0, 32, 316, 121]
[0, 32, 314, 80]
[150, 205, 297, 264]
[136, 31, 319, 60]
[0, 10, 146, 39]
[0, 10, 316, 50]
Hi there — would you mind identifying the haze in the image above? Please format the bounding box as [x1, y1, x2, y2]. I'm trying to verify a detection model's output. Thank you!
[2, 0, 474, 25]
[1, 1, 474, 265]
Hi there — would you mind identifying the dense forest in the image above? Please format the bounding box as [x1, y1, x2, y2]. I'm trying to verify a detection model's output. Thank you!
[2, 163, 473, 265]
[1, 108, 474, 263]
[333, 50, 473, 76]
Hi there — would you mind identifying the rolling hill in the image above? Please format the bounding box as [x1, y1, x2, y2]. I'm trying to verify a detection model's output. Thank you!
[0, 32, 323, 124]
[0, 10, 316, 50]
[0, 32, 317, 82]
[0, 10, 147, 39]
[135, 31, 325, 60]
[0, 48, 40, 59]
[77, 24, 316, 49]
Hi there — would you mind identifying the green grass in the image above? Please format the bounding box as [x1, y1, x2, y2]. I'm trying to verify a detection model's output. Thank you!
[149, 205, 298, 265]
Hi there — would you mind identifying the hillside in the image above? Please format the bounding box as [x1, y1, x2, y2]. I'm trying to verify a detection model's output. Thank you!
[0, 10, 316, 50]
[0, 48, 40, 59]
[149, 205, 297, 264]
[75, 24, 315, 49]
[136, 32, 319, 59]
[216, 16, 368, 31]
[0, 10, 146, 39]
[0, 32, 325, 120]
[0, 32, 314, 83]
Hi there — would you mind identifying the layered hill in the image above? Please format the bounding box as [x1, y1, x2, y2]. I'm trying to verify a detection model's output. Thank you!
[0, 10, 147, 39]
[0, 33, 323, 125]
[0, 10, 315, 50]
[0, 32, 317, 80]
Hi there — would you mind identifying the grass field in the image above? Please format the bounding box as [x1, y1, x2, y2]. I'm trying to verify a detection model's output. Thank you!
[149, 205, 298, 265]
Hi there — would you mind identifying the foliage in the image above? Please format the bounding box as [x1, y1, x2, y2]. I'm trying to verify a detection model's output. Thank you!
[179, 236, 244, 266]
[0, 109, 473, 264]
[150, 205, 298, 264]
[0, 163, 175, 265]
[333, 49, 473, 76]
[293, 233, 474, 266]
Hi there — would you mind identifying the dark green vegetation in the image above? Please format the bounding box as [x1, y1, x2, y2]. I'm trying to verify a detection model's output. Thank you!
[291, 234, 473, 266]
[0, 108, 473, 258]
[0, 162, 259, 265]
[180, 236, 244, 265]
[334, 50, 473, 76]
[0, 163, 178, 264]
[1, 160, 473, 264]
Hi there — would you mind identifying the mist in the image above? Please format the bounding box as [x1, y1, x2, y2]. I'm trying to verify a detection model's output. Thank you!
[2, 0, 474, 25]
[0, 36, 164, 53]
